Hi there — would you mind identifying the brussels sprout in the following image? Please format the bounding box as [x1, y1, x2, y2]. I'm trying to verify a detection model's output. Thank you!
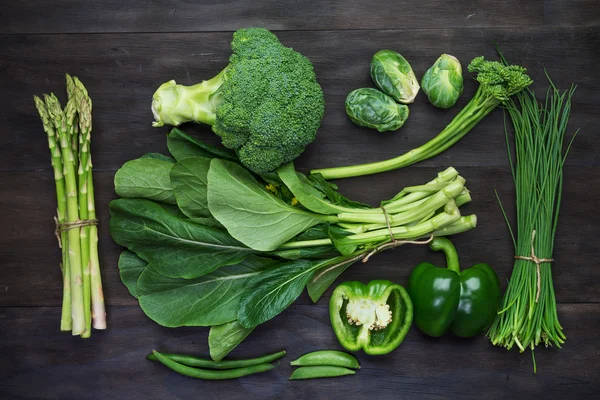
[345, 88, 409, 132]
[421, 54, 464, 109]
[370, 50, 420, 104]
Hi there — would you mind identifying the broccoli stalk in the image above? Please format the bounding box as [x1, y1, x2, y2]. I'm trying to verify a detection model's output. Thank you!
[152, 67, 228, 127]
[151, 28, 325, 175]
[311, 56, 532, 180]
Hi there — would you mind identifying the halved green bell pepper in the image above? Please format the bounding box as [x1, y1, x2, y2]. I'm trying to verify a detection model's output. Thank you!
[408, 237, 501, 338]
[329, 280, 413, 355]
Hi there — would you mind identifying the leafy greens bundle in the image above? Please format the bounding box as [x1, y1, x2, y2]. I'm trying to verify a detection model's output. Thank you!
[110, 128, 477, 359]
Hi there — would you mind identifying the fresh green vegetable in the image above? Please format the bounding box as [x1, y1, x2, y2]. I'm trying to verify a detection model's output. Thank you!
[421, 54, 464, 109]
[209, 321, 255, 361]
[33, 75, 106, 337]
[487, 60, 576, 370]
[151, 28, 324, 174]
[111, 128, 477, 358]
[370, 50, 420, 104]
[311, 56, 533, 179]
[289, 366, 356, 380]
[329, 280, 413, 355]
[147, 350, 285, 369]
[151, 350, 277, 380]
[114, 156, 176, 204]
[290, 350, 360, 369]
[345, 88, 410, 132]
[408, 237, 501, 338]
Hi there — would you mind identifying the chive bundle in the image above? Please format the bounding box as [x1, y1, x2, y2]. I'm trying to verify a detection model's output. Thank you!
[34, 75, 106, 337]
[486, 69, 577, 370]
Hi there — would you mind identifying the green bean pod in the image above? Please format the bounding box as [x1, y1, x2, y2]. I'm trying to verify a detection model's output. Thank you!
[147, 350, 286, 369]
[290, 350, 360, 369]
[151, 350, 277, 380]
[289, 366, 356, 380]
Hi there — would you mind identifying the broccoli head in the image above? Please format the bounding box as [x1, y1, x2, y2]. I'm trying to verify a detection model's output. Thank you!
[151, 28, 325, 174]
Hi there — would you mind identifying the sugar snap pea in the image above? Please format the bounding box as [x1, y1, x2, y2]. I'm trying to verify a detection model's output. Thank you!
[147, 349, 286, 369]
[289, 365, 356, 380]
[151, 350, 277, 380]
[290, 350, 360, 369]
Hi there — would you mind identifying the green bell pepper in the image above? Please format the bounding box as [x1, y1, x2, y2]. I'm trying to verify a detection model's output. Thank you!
[408, 237, 501, 338]
[329, 280, 413, 355]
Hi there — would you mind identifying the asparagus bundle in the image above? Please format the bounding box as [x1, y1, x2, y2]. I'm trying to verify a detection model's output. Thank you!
[34, 75, 106, 337]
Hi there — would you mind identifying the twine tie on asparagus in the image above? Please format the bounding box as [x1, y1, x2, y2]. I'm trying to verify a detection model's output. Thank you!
[311, 207, 435, 282]
[514, 230, 553, 303]
[54, 216, 98, 248]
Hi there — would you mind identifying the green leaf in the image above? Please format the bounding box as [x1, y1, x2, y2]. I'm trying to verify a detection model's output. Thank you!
[114, 156, 176, 204]
[118, 251, 147, 298]
[209, 321, 255, 361]
[237, 259, 317, 328]
[307, 258, 360, 303]
[270, 246, 337, 260]
[308, 173, 371, 209]
[276, 162, 348, 214]
[170, 157, 212, 219]
[109, 198, 256, 279]
[207, 159, 326, 251]
[328, 225, 358, 256]
[167, 128, 238, 162]
[137, 256, 276, 327]
[140, 153, 176, 163]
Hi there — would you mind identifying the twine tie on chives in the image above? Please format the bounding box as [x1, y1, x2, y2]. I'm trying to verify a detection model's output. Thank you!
[514, 230, 553, 303]
[54, 216, 98, 248]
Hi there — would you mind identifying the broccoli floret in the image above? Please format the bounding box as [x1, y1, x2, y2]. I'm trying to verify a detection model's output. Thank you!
[151, 28, 325, 174]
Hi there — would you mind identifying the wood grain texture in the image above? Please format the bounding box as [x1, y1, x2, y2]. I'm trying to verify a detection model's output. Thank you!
[0, 304, 598, 400]
[0, 1, 599, 399]
[2, 1, 546, 34]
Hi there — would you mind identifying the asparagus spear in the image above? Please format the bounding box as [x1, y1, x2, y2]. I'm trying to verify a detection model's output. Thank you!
[33, 96, 72, 331]
[44, 94, 86, 335]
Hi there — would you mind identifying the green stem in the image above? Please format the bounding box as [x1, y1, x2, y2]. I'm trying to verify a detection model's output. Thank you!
[88, 169, 107, 330]
[429, 237, 461, 273]
[310, 88, 498, 179]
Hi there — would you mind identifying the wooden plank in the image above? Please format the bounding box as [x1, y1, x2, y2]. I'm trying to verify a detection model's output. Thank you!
[0, 28, 597, 173]
[2, 1, 545, 34]
[0, 166, 596, 306]
[0, 304, 598, 399]
[545, 0, 600, 26]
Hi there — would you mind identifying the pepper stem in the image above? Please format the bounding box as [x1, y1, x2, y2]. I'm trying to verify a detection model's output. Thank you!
[429, 237, 460, 273]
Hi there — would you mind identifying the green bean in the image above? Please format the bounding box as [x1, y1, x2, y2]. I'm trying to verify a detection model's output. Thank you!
[151, 350, 277, 380]
[147, 349, 286, 369]
[289, 366, 356, 380]
[290, 350, 360, 369]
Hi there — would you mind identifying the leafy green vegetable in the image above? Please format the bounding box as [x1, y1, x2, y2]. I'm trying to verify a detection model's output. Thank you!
[370, 50, 420, 104]
[170, 157, 212, 219]
[137, 256, 276, 327]
[118, 251, 147, 298]
[208, 159, 329, 251]
[167, 128, 237, 162]
[237, 259, 317, 328]
[307, 258, 358, 302]
[114, 156, 176, 204]
[152, 28, 325, 174]
[109, 198, 256, 279]
[345, 88, 410, 132]
[209, 321, 255, 361]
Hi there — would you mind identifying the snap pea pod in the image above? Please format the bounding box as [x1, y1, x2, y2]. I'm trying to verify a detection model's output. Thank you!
[147, 349, 286, 369]
[151, 350, 277, 380]
[290, 350, 360, 369]
[289, 366, 356, 380]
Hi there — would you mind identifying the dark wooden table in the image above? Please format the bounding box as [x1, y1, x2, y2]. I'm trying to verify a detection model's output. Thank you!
[1, 1, 599, 399]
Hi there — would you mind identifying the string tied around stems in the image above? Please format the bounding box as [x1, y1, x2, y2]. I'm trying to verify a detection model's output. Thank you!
[54, 216, 98, 248]
[514, 230, 553, 303]
[311, 207, 434, 282]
